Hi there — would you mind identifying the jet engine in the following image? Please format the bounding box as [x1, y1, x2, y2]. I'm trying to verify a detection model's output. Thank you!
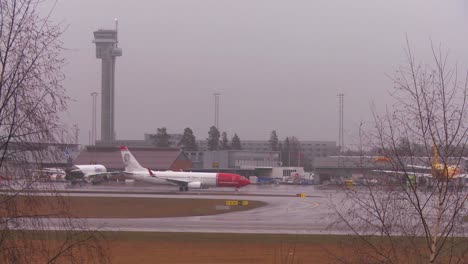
[187, 182, 202, 189]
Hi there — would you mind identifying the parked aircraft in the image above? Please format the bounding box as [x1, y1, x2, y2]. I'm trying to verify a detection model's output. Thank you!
[120, 146, 250, 191]
[373, 144, 464, 182]
[33, 167, 67, 180]
[38, 146, 116, 184]
[65, 164, 115, 184]
[64, 145, 122, 184]
[32, 164, 113, 184]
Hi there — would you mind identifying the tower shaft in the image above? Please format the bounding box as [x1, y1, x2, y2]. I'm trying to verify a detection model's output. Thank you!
[93, 28, 122, 143]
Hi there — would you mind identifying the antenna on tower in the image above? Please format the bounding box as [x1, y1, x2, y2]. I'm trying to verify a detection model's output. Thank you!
[114, 18, 119, 44]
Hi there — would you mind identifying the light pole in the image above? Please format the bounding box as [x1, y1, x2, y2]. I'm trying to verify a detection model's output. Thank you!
[337, 93, 344, 153]
[337, 93, 345, 181]
[213, 93, 220, 130]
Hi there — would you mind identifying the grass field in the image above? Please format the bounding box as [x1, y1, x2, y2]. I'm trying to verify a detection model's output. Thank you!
[17, 231, 356, 264]
[104, 232, 468, 264]
[106, 232, 344, 264]
[0, 195, 266, 218]
[15, 231, 467, 264]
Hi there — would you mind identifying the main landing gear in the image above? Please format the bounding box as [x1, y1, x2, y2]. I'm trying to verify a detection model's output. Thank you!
[179, 186, 189, 192]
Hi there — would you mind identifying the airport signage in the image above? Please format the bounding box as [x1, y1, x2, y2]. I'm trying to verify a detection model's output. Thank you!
[226, 200, 249, 206]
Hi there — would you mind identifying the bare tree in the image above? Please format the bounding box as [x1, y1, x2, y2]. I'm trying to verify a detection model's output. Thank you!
[0, 1, 108, 263]
[332, 41, 468, 263]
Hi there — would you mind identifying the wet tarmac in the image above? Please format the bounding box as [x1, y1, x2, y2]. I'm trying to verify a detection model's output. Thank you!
[6, 181, 467, 235]
[62, 183, 348, 234]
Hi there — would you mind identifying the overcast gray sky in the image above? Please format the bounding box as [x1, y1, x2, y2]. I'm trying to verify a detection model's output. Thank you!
[49, 0, 468, 145]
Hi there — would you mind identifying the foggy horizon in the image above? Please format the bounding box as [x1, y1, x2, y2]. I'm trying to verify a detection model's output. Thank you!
[48, 0, 468, 145]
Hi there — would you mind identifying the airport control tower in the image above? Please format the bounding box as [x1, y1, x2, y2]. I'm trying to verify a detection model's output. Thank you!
[93, 21, 122, 143]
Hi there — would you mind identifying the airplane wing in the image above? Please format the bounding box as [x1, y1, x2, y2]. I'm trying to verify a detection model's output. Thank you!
[372, 170, 432, 178]
[146, 170, 182, 185]
[158, 177, 190, 186]
[67, 168, 121, 177]
[82, 171, 121, 177]
[67, 170, 121, 184]
[406, 164, 431, 170]
[32, 168, 66, 174]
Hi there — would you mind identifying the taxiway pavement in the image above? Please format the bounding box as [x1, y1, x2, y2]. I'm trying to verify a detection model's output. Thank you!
[62, 184, 347, 234]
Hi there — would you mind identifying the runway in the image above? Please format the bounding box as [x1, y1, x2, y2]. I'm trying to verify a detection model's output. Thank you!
[59, 184, 348, 234]
[8, 182, 466, 235]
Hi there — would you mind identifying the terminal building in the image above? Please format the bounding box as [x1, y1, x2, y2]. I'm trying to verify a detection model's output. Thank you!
[201, 150, 280, 169]
[97, 133, 337, 171]
[198, 139, 337, 169]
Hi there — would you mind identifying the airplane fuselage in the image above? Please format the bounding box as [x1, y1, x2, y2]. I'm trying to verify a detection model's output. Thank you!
[124, 170, 249, 189]
[67, 164, 109, 184]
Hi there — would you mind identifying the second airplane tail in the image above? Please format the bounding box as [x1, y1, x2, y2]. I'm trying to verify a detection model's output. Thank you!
[120, 146, 146, 172]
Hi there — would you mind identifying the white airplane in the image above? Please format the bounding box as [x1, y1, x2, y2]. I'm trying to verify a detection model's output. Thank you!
[34, 146, 117, 184]
[32, 165, 111, 184]
[33, 167, 67, 181]
[66, 164, 116, 184]
[120, 146, 251, 191]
